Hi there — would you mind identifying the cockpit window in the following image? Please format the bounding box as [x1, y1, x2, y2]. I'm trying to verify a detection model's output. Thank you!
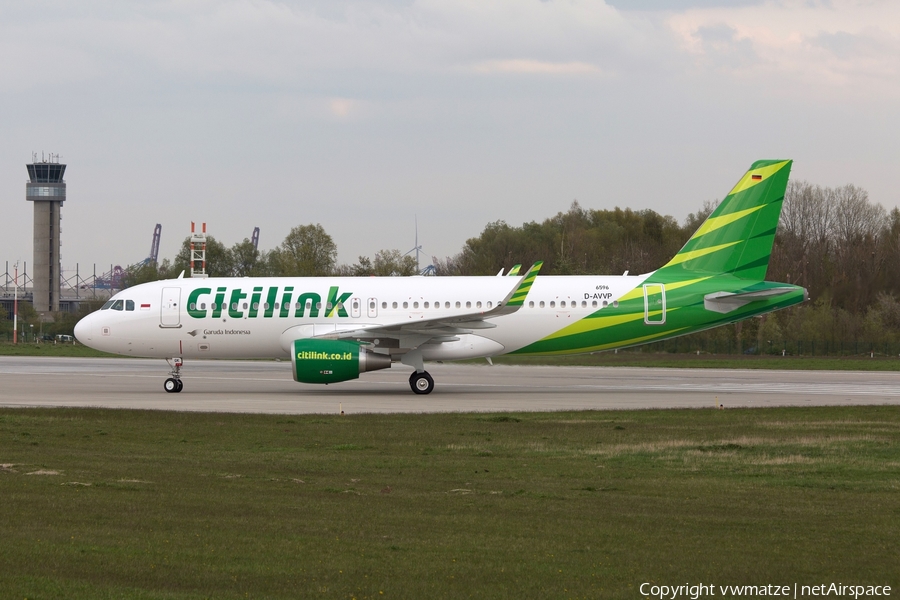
[111, 300, 124, 311]
[101, 300, 114, 310]
[125, 300, 135, 311]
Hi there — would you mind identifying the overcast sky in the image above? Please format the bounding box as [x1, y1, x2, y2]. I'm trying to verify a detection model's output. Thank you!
[2, 0, 898, 277]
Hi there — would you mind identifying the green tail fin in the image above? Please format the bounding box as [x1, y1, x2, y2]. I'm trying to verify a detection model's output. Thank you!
[661, 159, 792, 280]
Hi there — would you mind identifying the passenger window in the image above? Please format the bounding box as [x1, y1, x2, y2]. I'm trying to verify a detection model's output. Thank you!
[582, 301, 587, 308]
[487, 301, 492, 308]
[529, 301, 534, 308]
[602, 301, 608, 307]
[316, 302, 322, 309]
[550, 301, 556, 308]
[445, 302, 450, 309]
[560, 301, 566, 308]
[243, 303, 248, 310]
[424, 302, 429, 309]
[413, 302, 419, 308]
[456, 301, 461, 308]
[201, 303, 207, 310]
[540, 301, 545, 308]
[252, 302, 259, 310]
[111, 300, 124, 311]
[381, 302, 386, 309]
[393, 302, 398, 309]
[126, 300, 135, 311]
[403, 302, 408, 309]
[613, 301, 619, 307]
[592, 301, 597, 308]
[466, 301, 471, 309]
[101, 300, 114, 310]
[190, 303, 196, 310]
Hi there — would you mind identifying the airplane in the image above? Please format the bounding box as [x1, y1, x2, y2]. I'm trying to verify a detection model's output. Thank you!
[74, 160, 807, 395]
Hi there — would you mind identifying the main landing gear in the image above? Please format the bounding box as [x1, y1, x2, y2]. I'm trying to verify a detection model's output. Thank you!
[402, 350, 434, 395]
[164, 357, 184, 393]
[409, 371, 434, 395]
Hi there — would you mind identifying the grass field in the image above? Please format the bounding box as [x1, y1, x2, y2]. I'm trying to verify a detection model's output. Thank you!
[1, 406, 898, 598]
[0, 341, 113, 358]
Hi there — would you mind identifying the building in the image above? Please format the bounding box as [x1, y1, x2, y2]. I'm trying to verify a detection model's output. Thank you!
[26, 155, 66, 313]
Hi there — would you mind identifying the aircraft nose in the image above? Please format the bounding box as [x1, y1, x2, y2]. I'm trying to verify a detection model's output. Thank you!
[74, 314, 93, 343]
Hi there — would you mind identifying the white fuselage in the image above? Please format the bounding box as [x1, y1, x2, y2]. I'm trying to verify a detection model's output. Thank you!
[74, 274, 647, 361]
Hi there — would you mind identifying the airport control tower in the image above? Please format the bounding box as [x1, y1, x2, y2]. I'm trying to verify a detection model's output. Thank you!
[26, 154, 66, 313]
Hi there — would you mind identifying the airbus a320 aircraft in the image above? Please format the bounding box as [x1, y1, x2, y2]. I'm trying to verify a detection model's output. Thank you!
[74, 160, 806, 395]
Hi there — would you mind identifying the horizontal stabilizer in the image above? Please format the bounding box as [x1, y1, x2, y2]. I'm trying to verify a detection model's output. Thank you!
[704, 287, 798, 314]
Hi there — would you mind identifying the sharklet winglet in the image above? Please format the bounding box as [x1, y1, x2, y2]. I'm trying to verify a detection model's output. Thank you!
[506, 261, 542, 308]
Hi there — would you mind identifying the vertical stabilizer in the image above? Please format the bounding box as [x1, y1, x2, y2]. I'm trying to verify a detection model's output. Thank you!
[661, 159, 792, 280]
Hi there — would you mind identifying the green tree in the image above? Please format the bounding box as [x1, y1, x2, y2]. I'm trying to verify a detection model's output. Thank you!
[372, 249, 418, 276]
[346, 256, 374, 276]
[0, 304, 9, 336]
[46, 312, 78, 338]
[272, 224, 337, 276]
[122, 261, 166, 288]
[11, 301, 40, 342]
[229, 239, 271, 277]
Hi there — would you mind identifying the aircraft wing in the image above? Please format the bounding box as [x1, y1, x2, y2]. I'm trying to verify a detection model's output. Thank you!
[316, 262, 542, 344]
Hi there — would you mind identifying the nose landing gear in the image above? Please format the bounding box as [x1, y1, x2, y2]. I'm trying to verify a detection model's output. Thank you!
[164, 357, 184, 393]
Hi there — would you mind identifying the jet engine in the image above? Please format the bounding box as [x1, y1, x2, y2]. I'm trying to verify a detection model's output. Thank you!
[291, 339, 391, 384]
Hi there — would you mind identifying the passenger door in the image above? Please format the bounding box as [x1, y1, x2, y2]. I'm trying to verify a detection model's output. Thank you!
[160, 287, 181, 328]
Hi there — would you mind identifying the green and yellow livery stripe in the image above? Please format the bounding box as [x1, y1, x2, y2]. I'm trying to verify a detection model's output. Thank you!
[690, 205, 764, 239]
[727, 160, 790, 196]
[660, 159, 792, 279]
[618, 276, 713, 303]
[510, 160, 805, 358]
[543, 307, 684, 341]
[531, 327, 691, 356]
[507, 261, 542, 307]
[663, 242, 742, 268]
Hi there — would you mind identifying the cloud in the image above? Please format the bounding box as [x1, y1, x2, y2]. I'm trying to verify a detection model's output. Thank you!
[470, 59, 604, 75]
[666, 0, 900, 94]
[0, 1, 646, 90]
[2, 0, 899, 269]
[329, 97, 359, 118]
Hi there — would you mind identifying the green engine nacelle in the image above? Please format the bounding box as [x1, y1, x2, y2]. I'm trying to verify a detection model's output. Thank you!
[291, 339, 392, 384]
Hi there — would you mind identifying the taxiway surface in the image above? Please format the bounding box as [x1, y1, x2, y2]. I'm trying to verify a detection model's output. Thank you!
[1, 356, 899, 414]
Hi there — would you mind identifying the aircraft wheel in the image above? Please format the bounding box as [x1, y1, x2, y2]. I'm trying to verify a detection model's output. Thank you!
[175, 379, 184, 393]
[409, 371, 434, 395]
[164, 378, 179, 393]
